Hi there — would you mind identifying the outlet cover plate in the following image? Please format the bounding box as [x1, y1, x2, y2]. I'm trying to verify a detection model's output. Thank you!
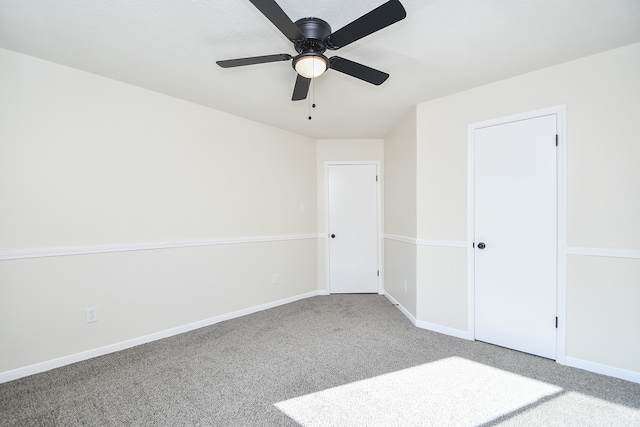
[86, 307, 98, 323]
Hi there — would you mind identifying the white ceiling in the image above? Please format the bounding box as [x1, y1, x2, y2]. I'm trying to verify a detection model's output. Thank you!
[1, 0, 639, 139]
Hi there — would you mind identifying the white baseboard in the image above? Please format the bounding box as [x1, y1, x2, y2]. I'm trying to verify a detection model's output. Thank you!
[0, 290, 321, 384]
[382, 292, 471, 341]
[382, 292, 417, 325]
[564, 356, 640, 384]
[5, 291, 637, 386]
[415, 320, 471, 340]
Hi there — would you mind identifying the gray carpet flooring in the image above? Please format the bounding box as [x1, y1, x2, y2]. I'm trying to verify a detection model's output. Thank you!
[1, 294, 639, 426]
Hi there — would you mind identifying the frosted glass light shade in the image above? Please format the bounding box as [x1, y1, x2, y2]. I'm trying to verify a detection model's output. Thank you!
[294, 54, 328, 79]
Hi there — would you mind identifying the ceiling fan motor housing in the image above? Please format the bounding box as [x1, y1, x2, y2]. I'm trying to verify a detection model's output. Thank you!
[294, 18, 332, 54]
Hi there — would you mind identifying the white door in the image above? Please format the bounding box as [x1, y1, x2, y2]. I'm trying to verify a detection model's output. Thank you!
[328, 164, 379, 293]
[474, 114, 557, 359]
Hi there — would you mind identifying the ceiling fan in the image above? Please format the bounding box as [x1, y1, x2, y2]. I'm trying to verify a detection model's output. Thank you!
[217, 0, 407, 101]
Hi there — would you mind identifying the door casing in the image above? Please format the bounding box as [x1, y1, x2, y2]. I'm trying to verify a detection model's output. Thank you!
[324, 161, 382, 294]
[466, 105, 567, 365]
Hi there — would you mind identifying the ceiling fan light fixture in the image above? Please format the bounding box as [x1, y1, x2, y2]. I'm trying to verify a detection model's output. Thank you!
[294, 53, 328, 79]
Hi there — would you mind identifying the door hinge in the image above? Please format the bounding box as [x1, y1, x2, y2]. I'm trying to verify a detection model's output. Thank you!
[377, 270, 380, 277]
[376, 175, 378, 182]
[555, 135, 558, 146]
[555, 317, 558, 328]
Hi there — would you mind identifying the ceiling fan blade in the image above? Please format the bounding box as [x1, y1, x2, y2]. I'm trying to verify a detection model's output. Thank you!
[292, 74, 311, 101]
[326, 0, 406, 50]
[329, 56, 389, 85]
[248, 0, 304, 42]
[216, 54, 292, 68]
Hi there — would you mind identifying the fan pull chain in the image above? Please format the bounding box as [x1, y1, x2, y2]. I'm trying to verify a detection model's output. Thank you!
[308, 81, 312, 120]
[308, 58, 318, 120]
[312, 75, 316, 110]
[308, 77, 317, 121]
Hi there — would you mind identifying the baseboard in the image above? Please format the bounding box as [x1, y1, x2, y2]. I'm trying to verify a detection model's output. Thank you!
[564, 356, 640, 384]
[7, 291, 636, 386]
[415, 320, 471, 340]
[382, 292, 417, 326]
[0, 290, 321, 384]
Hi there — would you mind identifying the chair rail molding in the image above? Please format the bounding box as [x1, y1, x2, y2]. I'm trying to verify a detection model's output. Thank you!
[0, 234, 322, 261]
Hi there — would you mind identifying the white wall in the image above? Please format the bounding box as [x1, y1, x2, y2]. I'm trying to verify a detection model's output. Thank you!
[383, 110, 417, 316]
[415, 43, 640, 376]
[3, 41, 639, 382]
[315, 139, 384, 292]
[0, 48, 318, 376]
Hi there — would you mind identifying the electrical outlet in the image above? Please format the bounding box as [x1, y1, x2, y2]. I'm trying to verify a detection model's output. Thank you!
[273, 274, 279, 285]
[404, 279, 408, 291]
[86, 307, 98, 323]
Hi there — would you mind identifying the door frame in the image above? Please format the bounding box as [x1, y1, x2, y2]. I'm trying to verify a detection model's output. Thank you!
[324, 161, 382, 294]
[466, 105, 567, 364]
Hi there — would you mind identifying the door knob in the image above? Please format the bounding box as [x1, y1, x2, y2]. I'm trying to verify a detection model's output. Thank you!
[477, 242, 486, 249]
[331, 234, 336, 238]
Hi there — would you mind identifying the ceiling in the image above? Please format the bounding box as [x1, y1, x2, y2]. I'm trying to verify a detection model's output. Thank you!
[1, 0, 639, 139]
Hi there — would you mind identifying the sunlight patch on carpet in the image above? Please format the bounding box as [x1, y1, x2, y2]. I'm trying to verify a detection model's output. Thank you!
[275, 357, 563, 426]
[499, 391, 640, 426]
